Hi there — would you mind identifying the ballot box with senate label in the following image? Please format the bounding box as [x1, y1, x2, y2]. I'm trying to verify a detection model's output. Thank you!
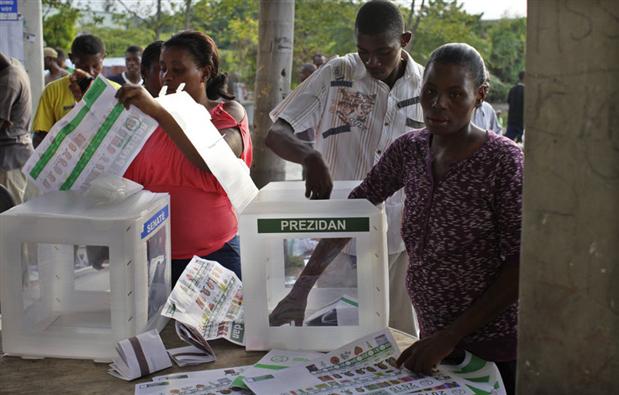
[0, 190, 171, 361]
[240, 181, 389, 351]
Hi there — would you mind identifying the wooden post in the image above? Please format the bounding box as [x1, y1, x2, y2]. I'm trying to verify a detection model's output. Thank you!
[251, 0, 295, 188]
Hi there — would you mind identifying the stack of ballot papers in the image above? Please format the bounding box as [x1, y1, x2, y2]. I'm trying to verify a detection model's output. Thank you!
[133, 328, 506, 394]
[162, 256, 245, 348]
[108, 330, 172, 381]
[241, 328, 506, 395]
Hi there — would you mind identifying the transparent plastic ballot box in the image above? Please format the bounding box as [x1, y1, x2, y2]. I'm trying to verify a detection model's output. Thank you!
[240, 181, 389, 351]
[0, 190, 171, 361]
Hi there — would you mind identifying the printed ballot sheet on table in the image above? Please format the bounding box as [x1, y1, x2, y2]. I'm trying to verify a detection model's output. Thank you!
[23, 76, 158, 194]
[243, 328, 450, 395]
[231, 349, 324, 390]
[162, 256, 245, 346]
[135, 365, 251, 395]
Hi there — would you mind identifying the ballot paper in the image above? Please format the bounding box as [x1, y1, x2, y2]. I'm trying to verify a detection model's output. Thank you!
[439, 351, 506, 395]
[303, 295, 359, 326]
[156, 89, 258, 214]
[231, 349, 324, 390]
[135, 366, 251, 395]
[162, 257, 245, 346]
[23, 76, 158, 194]
[166, 321, 216, 367]
[243, 328, 449, 395]
[108, 330, 172, 381]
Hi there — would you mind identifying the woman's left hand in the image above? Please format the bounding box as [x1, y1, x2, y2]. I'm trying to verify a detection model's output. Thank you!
[395, 329, 461, 375]
[115, 84, 164, 120]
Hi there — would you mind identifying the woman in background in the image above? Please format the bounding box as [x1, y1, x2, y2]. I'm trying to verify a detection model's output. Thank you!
[118, 31, 252, 285]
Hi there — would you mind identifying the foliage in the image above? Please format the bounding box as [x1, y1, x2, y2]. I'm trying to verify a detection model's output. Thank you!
[486, 17, 526, 84]
[486, 72, 510, 103]
[42, 0, 80, 51]
[293, 0, 360, 84]
[408, 0, 490, 67]
[42, 0, 526, 102]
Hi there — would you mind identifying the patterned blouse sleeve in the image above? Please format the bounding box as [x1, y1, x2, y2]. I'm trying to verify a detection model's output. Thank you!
[494, 144, 524, 266]
[348, 134, 408, 204]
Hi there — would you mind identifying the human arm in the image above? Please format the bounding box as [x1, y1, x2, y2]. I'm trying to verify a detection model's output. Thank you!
[116, 84, 243, 170]
[269, 136, 410, 326]
[396, 264, 519, 374]
[396, 144, 524, 375]
[265, 118, 332, 199]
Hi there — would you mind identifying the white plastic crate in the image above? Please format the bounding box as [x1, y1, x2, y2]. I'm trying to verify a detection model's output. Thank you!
[0, 190, 171, 361]
[240, 181, 388, 351]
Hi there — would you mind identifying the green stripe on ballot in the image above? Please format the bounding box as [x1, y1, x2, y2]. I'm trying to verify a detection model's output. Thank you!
[29, 78, 108, 179]
[60, 103, 124, 190]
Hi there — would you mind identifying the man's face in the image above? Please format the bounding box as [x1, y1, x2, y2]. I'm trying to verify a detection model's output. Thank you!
[142, 61, 162, 97]
[356, 31, 405, 82]
[43, 56, 54, 70]
[70, 52, 104, 77]
[125, 51, 141, 75]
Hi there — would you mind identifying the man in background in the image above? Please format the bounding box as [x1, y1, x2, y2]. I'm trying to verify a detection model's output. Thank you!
[141, 41, 163, 97]
[56, 48, 73, 73]
[0, 52, 33, 204]
[505, 70, 525, 142]
[266, 0, 424, 335]
[312, 53, 326, 68]
[32, 34, 119, 148]
[299, 63, 317, 83]
[43, 47, 68, 85]
[473, 101, 502, 134]
[109, 45, 143, 86]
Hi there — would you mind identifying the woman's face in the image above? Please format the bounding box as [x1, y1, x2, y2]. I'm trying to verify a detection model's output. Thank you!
[420, 62, 483, 136]
[159, 46, 208, 102]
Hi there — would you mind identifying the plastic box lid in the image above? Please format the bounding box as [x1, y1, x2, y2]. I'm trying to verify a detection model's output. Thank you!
[1, 190, 168, 221]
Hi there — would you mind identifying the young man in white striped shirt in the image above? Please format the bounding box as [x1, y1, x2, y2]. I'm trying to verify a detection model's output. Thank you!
[266, 0, 423, 335]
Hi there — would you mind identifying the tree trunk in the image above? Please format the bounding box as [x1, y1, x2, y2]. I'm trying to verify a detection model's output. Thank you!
[251, 0, 295, 188]
[184, 0, 192, 30]
[155, 0, 162, 40]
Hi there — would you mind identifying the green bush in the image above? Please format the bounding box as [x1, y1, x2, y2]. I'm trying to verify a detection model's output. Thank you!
[487, 73, 509, 103]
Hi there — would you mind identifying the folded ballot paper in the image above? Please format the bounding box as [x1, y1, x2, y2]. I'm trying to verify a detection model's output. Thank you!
[166, 321, 216, 367]
[162, 256, 245, 350]
[108, 330, 172, 381]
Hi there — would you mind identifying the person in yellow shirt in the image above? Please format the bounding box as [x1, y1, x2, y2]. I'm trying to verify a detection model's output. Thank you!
[32, 34, 119, 147]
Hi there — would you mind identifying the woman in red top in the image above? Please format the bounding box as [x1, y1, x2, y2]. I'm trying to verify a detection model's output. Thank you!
[117, 31, 252, 285]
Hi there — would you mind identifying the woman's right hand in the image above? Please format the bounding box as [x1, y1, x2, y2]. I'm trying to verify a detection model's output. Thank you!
[115, 84, 164, 121]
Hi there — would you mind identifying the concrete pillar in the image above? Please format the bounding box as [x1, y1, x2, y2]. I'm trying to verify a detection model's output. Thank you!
[518, 1, 619, 393]
[18, 0, 44, 114]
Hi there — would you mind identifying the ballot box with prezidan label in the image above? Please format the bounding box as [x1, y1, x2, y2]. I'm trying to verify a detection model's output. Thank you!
[0, 190, 171, 361]
[240, 181, 389, 351]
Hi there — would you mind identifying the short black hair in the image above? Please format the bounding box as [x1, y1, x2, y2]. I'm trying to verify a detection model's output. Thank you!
[71, 34, 105, 56]
[425, 43, 488, 87]
[126, 45, 143, 55]
[518, 70, 525, 81]
[141, 41, 163, 70]
[355, 0, 404, 39]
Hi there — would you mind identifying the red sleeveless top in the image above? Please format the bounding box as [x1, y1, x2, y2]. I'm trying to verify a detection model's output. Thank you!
[124, 102, 253, 259]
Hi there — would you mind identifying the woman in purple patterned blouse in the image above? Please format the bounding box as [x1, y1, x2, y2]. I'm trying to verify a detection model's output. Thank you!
[357, 44, 522, 394]
[270, 43, 522, 394]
